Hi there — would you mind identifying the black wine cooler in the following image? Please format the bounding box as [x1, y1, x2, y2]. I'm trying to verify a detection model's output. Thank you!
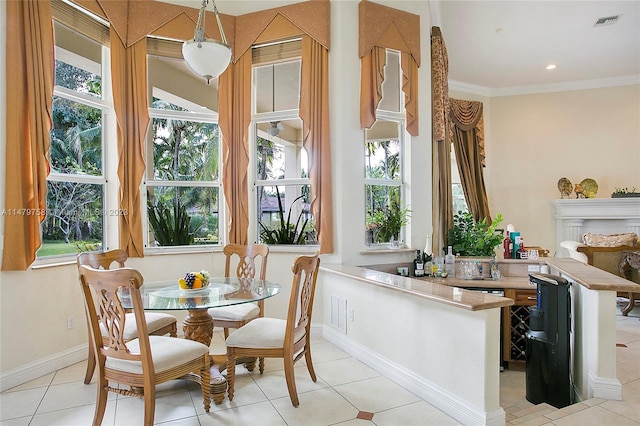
[525, 273, 573, 408]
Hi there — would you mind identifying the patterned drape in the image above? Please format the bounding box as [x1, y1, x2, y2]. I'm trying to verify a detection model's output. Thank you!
[2, 0, 54, 270]
[430, 26, 451, 256]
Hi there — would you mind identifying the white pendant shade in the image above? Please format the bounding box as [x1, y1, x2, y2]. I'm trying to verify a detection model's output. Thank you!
[182, 39, 232, 83]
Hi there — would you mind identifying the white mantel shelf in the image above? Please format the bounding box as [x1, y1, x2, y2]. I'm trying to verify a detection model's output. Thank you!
[552, 198, 640, 257]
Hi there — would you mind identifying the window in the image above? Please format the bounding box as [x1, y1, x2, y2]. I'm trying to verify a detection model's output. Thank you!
[39, 24, 110, 258]
[146, 81, 221, 248]
[451, 150, 469, 214]
[252, 56, 316, 245]
[364, 50, 407, 247]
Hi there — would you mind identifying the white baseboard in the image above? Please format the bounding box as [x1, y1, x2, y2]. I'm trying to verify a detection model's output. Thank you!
[320, 325, 505, 426]
[588, 371, 622, 400]
[0, 344, 87, 392]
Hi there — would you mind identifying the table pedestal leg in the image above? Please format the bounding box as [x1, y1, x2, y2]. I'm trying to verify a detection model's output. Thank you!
[183, 310, 227, 404]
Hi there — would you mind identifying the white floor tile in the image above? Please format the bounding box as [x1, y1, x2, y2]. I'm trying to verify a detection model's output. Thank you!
[251, 364, 328, 401]
[29, 402, 116, 426]
[199, 401, 286, 426]
[271, 387, 359, 426]
[333, 376, 420, 413]
[313, 357, 380, 387]
[372, 400, 462, 426]
[0, 386, 47, 421]
[36, 381, 110, 414]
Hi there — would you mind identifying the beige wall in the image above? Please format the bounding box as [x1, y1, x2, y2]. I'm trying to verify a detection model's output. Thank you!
[482, 85, 640, 256]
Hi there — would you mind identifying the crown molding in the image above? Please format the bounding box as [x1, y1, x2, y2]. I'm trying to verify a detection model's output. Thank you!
[450, 75, 640, 98]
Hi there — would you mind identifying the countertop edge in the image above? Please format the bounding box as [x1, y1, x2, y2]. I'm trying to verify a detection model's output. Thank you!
[320, 264, 515, 311]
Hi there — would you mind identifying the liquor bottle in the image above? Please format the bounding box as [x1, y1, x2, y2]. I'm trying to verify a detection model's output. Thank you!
[503, 231, 512, 259]
[413, 249, 425, 277]
[445, 246, 456, 277]
[516, 239, 527, 259]
[423, 235, 433, 263]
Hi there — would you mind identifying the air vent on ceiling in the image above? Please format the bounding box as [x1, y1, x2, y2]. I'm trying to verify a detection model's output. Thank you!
[594, 15, 621, 27]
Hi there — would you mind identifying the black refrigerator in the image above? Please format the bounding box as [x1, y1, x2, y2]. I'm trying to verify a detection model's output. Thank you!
[525, 273, 573, 408]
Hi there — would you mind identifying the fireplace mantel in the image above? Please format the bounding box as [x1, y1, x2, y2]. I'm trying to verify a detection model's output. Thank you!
[552, 198, 640, 257]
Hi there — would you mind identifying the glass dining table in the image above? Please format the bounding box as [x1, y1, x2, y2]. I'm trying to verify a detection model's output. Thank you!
[120, 276, 281, 404]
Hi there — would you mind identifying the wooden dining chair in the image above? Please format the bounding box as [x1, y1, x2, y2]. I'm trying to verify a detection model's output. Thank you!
[78, 264, 211, 426]
[225, 253, 320, 407]
[208, 243, 269, 338]
[77, 250, 177, 384]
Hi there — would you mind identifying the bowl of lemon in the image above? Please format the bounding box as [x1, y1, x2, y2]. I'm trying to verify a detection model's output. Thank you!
[178, 270, 210, 290]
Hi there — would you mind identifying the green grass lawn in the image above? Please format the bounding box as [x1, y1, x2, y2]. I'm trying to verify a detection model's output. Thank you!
[38, 241, 80, 257]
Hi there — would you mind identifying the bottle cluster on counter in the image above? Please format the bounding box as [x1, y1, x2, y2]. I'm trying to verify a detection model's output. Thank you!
[503, 224, 529, 259]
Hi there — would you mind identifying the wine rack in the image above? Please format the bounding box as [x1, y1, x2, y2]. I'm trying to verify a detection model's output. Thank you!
[503, 289, 537, 370]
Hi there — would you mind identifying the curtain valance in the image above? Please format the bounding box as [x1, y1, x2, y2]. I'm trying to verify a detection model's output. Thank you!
[449, 98, 485, 166]
[359, 1, 420, 136]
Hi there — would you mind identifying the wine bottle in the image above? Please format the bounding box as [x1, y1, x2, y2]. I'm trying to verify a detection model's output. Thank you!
[445, 246, 456, 277]
[413, 249, 425, 277]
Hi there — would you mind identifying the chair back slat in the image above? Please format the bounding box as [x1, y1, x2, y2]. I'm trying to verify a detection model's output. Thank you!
[224, 243, 269, 280]
[77, 249, 128, 270]
[286, 253, 320, 344]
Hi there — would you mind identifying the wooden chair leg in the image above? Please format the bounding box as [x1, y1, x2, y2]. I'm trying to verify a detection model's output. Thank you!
[169, 322, 178, 337]
[259, 357, 265, 374]
[621, 292, 635, 316]
[223, 328, 230, 339]
[200, 360, 211, 412]
[84, 343, 96, 384]
[304, 347, 317, 382]
[93, 376, 108, 426]
[143, 384, 155, 426]
[226, 349, 236, 401]
[283, 357, 299, 407]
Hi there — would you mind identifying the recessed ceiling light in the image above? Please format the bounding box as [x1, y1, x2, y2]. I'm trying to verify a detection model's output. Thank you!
[546, 64, 557, 70]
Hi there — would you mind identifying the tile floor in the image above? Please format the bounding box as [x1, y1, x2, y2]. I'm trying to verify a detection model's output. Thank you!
[1, 302, 638, 425]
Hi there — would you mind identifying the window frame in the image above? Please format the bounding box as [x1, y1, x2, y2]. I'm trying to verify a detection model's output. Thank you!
[37, 42, 113, 263]
[144, 104, 223, 252]
[364, 49, 408, 248]
[250, 56, 316, 246]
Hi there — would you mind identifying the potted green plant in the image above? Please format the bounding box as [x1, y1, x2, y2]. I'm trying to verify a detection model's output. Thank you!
[446, 211, 504, 256]
[377, 202, 410, 246]
[259, 187, 311, 245]
[612, 187, 640, 198]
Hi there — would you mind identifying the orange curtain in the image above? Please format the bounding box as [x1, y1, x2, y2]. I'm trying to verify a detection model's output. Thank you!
[401, 52, 419, 137]
[219, 53, 252, 244]
[300, 36, 334, 254]
[431, 26, 452, 256]
[360, 46, 386, 130]
[110, 32, 149, 257]
[2, 0, 54, 271]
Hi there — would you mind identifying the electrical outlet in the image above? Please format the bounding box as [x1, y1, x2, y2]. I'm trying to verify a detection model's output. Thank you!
[67, 316, 75, 330]
[348, 308, 355, 322]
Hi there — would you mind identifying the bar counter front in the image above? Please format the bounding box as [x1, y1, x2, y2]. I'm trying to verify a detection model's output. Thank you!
[316, 257, 637, 426]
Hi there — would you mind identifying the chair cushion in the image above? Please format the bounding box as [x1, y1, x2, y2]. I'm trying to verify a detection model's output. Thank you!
[105, 336, 209, 374]
[225, 317, 306, 349]
[100, 312, 175, 340]
[208, 303, 260, 322]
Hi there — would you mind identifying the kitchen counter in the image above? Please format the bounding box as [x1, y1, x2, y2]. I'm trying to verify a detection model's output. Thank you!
[321, 263, 515, 311]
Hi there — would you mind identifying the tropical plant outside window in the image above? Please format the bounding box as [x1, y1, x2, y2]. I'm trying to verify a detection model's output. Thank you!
[38, 30, 109, 258]
[364, 49, 408, 247]
[253, 55, 316, 245]
[451, 150, 469, 214]
[146, 94, 221, 247]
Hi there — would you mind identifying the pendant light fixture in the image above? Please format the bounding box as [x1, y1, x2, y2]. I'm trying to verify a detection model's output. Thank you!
[182, 0, 232, 84]
[266, 64, 284, 137]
